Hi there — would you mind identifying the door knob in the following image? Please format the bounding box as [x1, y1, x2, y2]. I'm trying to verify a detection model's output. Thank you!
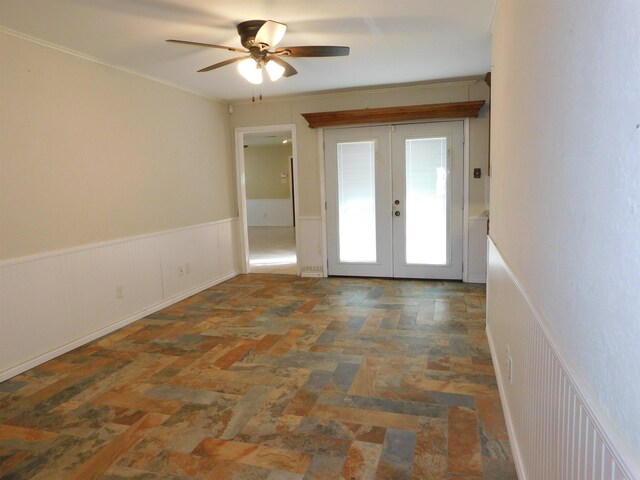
[394, 200, 400, 205]
[394, 211, 401, 217]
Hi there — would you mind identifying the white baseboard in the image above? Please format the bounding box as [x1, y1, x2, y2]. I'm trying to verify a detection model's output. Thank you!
[300, 266, 324, 278]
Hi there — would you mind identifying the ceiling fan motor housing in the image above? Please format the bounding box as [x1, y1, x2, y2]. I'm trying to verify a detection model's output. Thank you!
[237, 20, 268, 49]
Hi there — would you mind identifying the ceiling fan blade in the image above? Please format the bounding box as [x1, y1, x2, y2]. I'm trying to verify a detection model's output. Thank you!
[166, 39, 248, 53]
[255, 20, 287, 48]
[198, 56, 247, 72]
[268, 56, 298, 77]
[274, 46, 350, 57]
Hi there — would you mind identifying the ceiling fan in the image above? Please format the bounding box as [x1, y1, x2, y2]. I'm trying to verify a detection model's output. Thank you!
[167, 20, 350, 85]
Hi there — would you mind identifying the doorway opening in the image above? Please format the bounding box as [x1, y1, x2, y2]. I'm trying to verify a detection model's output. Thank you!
[235, 125, 299, 275]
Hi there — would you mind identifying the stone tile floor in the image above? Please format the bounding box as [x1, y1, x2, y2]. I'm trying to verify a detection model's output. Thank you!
[0, 274, 516, 479]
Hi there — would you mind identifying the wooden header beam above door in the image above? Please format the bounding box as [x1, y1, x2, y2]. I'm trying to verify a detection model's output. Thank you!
[301, 100, 485, 128]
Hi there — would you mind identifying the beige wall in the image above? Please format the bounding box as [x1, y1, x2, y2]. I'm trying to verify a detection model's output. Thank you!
[230, 80, 490, 217]
[245, 144, 292, 199]
[0, 31, 236, 260]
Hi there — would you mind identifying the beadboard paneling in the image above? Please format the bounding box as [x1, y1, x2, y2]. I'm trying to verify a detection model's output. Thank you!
[486, 238, 635, 480]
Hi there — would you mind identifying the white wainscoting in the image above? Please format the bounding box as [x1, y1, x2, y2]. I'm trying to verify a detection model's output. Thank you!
[0, 219, 240, 382]
[298, 216, 324, 277]
[465, 215, 488, 283]
[486, 238, 636, 480]
[246, 199, 294, 227]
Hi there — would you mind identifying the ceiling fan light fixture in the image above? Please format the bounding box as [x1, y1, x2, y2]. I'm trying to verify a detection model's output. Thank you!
[237, 58, 263, 84]
[265, 59, 285, 81]
[168, 19, 350, 88]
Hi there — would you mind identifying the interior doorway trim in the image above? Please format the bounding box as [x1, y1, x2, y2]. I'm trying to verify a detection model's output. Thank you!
[234, 124, 300, 275]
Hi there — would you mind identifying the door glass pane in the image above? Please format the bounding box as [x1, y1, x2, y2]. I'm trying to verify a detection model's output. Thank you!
[405, 137, 448, 265]
[337, 141, 377, 263]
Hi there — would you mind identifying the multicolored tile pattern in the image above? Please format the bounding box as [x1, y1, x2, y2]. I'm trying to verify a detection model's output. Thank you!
[0, 274, 516, 479]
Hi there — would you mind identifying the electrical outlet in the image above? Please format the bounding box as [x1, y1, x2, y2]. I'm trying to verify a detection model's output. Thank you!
[178, 265, 184, 276]
[115, 285, 124, 299]
[185, 263, 191, 274]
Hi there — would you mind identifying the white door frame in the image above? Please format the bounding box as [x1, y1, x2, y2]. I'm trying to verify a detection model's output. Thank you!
[319, 118, 471, 280]
[234, 124, 300, 275]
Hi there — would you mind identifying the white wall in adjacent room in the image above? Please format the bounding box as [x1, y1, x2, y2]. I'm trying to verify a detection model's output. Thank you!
[245, 144, 294, 226]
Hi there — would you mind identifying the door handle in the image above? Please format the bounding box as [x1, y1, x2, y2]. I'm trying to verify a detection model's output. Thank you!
[394, 211, 401, 217]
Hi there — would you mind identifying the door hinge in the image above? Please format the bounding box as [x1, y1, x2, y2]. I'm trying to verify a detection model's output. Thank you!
[325, 201, 327, 210]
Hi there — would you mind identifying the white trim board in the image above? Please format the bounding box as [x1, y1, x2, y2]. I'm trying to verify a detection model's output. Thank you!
[0, 219, 237, 268]
[317, 128, 329, 277]
[462, 118, 471, 282]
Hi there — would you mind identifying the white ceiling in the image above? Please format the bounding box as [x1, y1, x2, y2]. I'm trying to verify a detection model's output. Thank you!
[0, 0, 496, 101]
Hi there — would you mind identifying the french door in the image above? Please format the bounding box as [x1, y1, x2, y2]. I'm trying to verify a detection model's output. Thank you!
[325, 121, 464, 279]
